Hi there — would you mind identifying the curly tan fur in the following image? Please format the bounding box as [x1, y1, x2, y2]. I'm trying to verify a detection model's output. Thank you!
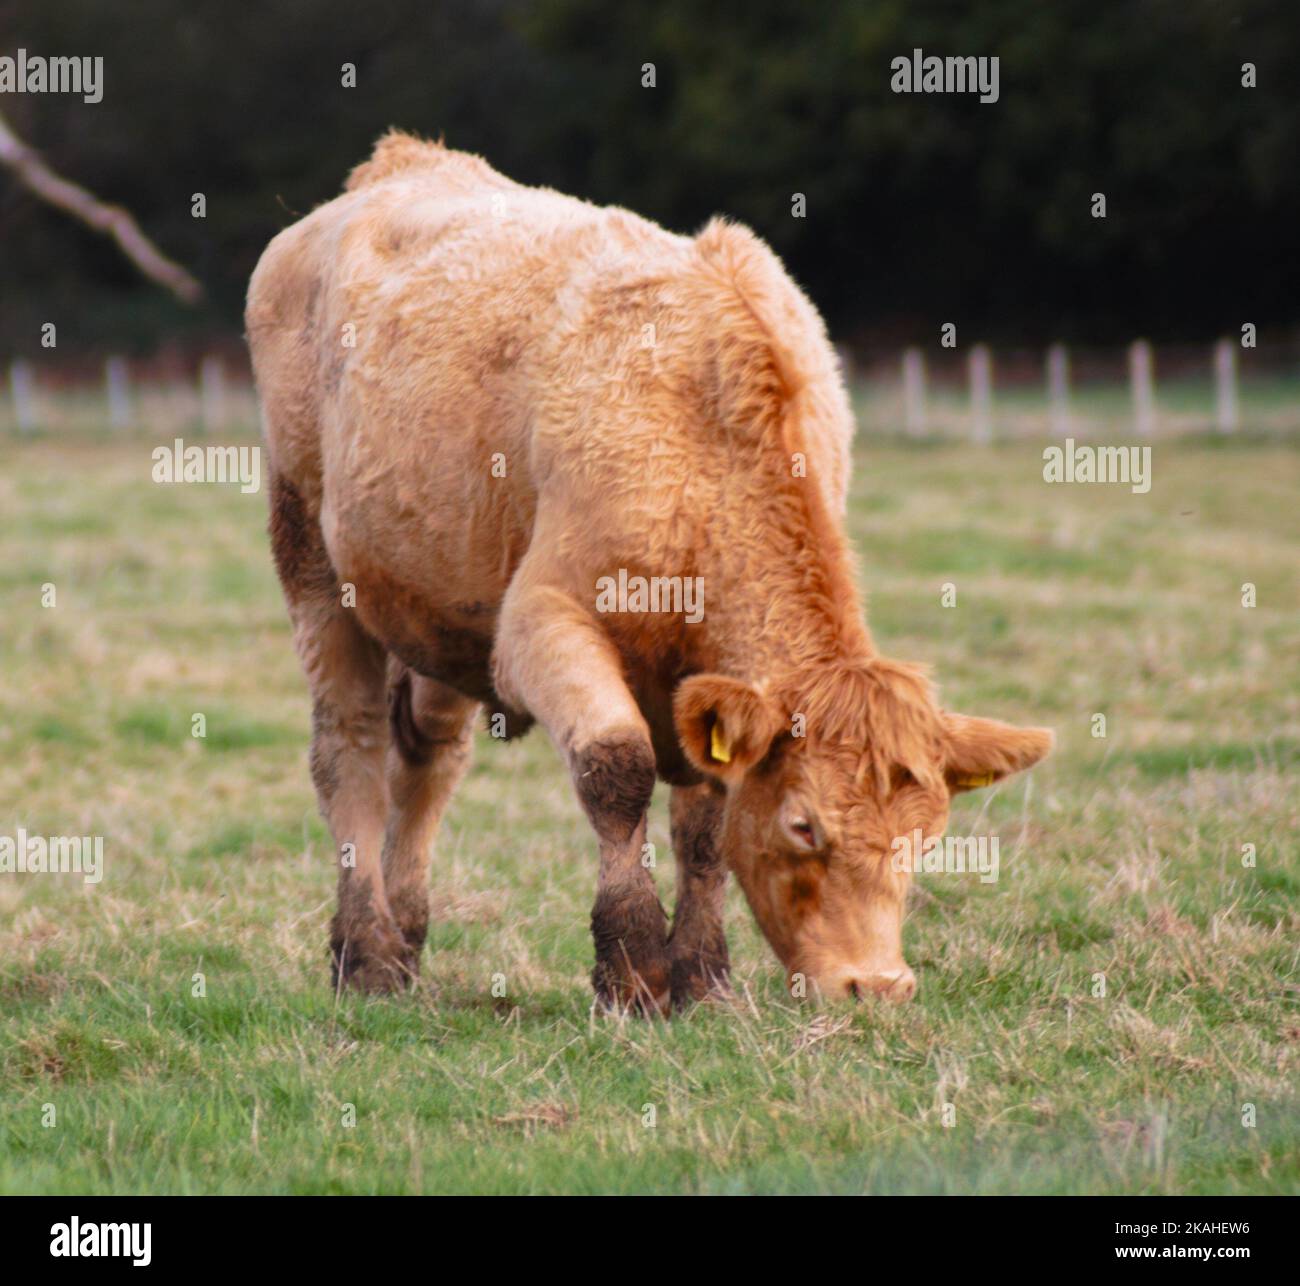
[248, 134, 1051, 1006]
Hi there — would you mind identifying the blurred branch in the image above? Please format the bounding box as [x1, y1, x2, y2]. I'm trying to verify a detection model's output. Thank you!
[0, 110, 203, 305]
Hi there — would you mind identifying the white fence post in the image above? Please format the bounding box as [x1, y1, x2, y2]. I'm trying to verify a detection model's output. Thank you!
[835, 342, 856, 387]
[1129, 339, 1155, 436]
[902, 348, 926, 436]
[1047, 343, 1070, 437]
[969, 344, 992, 444]
[9, 360, 36, 433]
[200, 355, 225, 433]
[106, 355, 132, 429]
[1213, 338, 1237, 433]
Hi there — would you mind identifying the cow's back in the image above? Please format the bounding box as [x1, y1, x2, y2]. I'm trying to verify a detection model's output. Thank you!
[248, 132, 854, 693]
[246, 133, 695, 678]
[247, 132, 648, 497]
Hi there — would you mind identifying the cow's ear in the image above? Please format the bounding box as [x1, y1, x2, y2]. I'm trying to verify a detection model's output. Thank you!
[942, 713, 1053, 794]
[674, 674, 784, 784]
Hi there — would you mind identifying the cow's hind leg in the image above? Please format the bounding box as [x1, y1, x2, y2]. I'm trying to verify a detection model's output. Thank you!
[668, 782, 731, 1006]
[494, 583, 669, 1015]
[269, 474, 406, 993]
[382, 663, 479, 970]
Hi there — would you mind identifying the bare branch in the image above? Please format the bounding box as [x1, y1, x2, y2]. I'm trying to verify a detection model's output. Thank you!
[0, 110, 202, 305]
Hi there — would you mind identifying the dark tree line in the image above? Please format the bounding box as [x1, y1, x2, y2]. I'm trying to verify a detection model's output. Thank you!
[0, 0, 1296, 357]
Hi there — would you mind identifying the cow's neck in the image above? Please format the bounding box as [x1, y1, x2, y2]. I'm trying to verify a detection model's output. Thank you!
[698, 476, 874, 688]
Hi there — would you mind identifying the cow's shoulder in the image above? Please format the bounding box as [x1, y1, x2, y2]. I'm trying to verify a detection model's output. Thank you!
[677, 219, 855, 512]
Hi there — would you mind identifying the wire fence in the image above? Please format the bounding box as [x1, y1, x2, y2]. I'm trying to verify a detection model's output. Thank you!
[847, 339, 1300, 439]
[4, 339, 1299, 439]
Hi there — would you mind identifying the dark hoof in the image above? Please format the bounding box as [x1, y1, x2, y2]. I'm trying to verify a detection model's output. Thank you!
[591, 884, 670, 1016]
[329, 922, 419, 994]
[593, 957, 672, 1017]
[669, 938, 732, 1009]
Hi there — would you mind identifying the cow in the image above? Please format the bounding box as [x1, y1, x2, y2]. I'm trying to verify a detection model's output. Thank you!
[246, 131, 1052, 1015]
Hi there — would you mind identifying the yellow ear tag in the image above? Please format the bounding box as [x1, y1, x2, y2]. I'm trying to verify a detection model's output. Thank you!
[710, 723, 732, 764]
[956, 771, 995, 788]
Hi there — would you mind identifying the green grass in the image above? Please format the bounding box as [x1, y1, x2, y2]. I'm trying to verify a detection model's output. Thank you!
[0, 422, 1297, 1194]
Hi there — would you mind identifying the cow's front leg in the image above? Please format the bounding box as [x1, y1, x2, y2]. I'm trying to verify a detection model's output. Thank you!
[578, 738, 667, 1015]
[668, 782, 731, 1006]
[494, 582, 669, 1015]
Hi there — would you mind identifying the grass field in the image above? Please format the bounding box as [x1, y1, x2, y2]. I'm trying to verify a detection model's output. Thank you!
[1, 419, 1297, 1194]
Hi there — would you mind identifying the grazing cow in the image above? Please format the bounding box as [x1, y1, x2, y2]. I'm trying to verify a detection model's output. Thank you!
[246, 131, 1051, 1014]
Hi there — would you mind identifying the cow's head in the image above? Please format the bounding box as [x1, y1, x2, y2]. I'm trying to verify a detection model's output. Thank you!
[674, 658, 1052, 1002]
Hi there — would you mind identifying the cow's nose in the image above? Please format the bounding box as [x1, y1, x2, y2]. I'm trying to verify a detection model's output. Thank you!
[844, 967, 916, 1003]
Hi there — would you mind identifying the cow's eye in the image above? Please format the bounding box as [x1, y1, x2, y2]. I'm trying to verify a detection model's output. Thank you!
[780, 802, 825, 853]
